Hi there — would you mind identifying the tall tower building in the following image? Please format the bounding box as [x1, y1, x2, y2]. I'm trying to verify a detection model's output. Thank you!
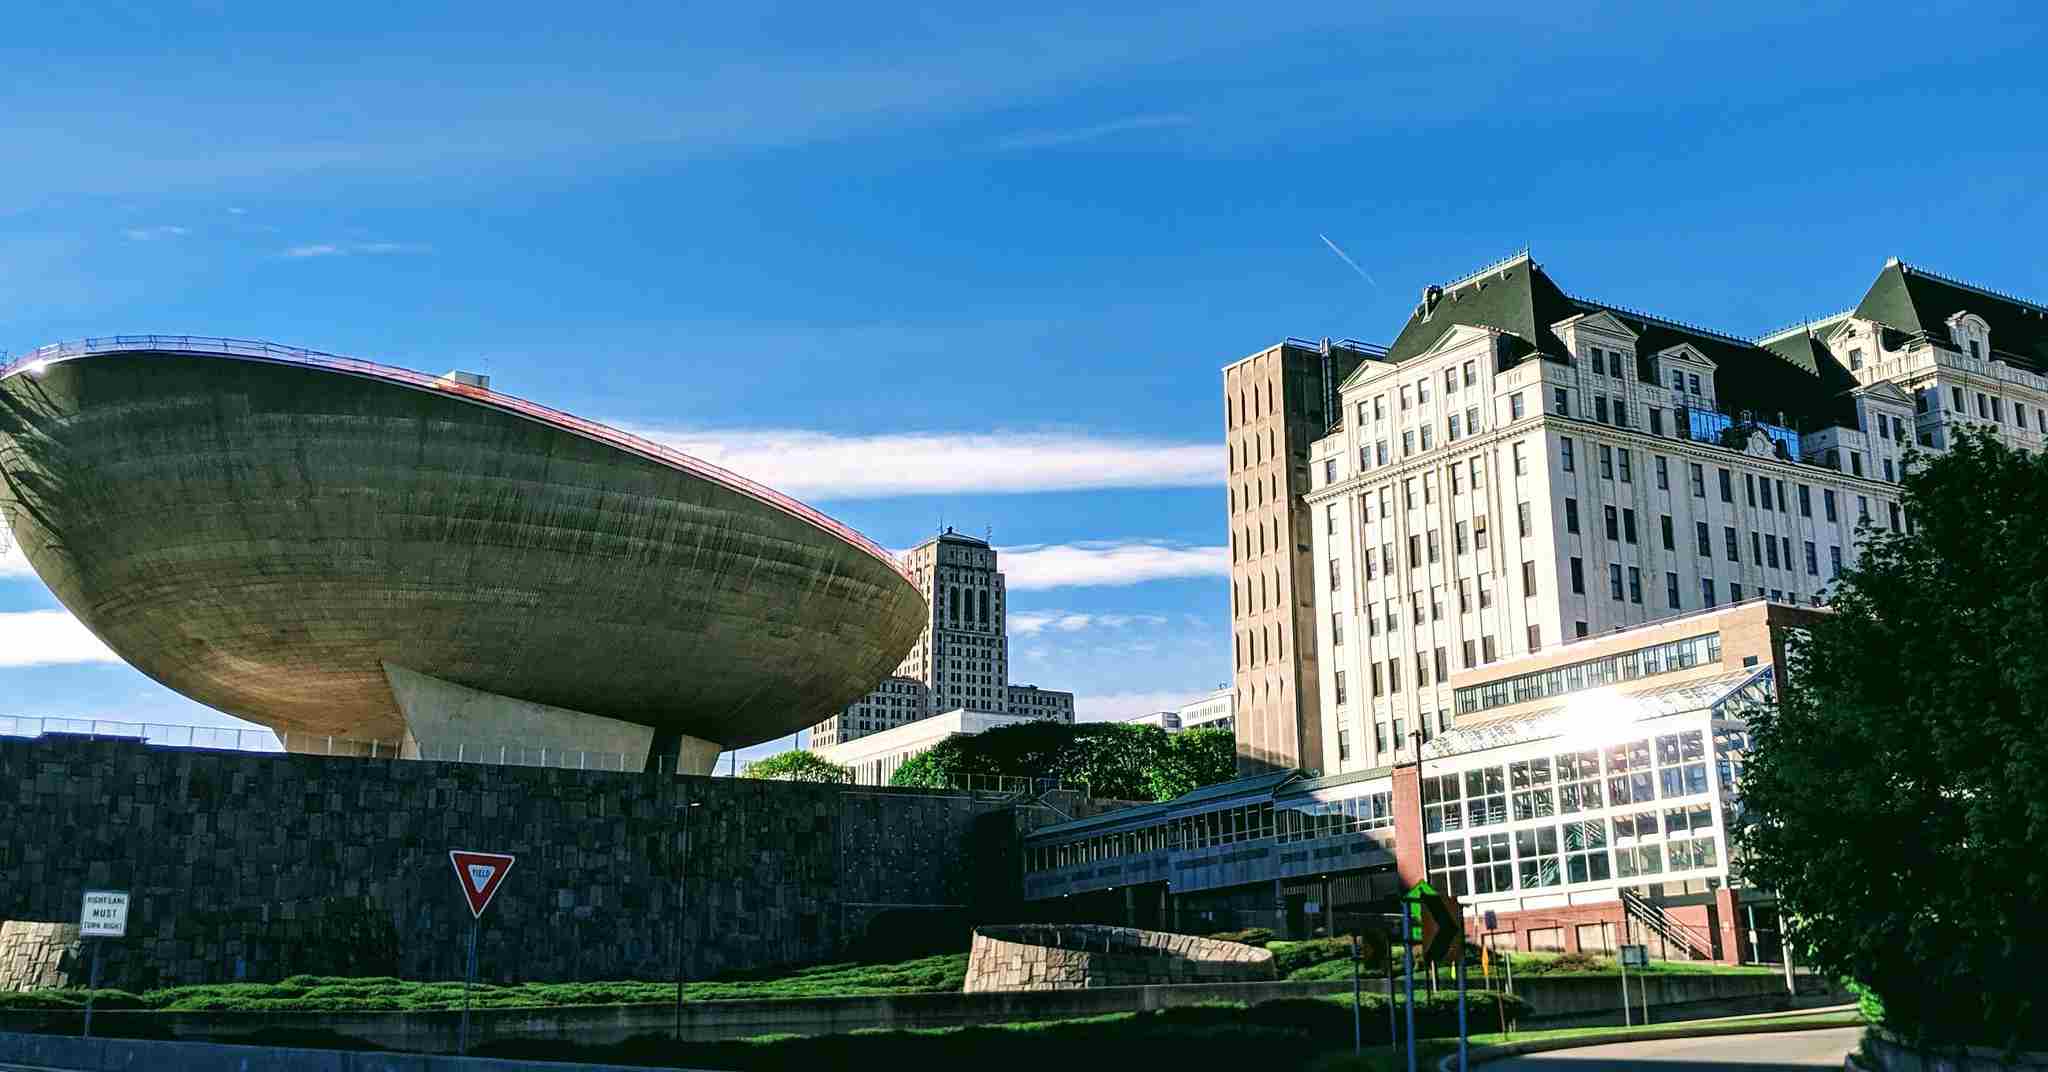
[810, 528, 1074, 748]
[1224, 338, 1384, 775]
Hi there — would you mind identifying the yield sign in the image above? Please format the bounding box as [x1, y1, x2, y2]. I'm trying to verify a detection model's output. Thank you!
[1404, 879, 1465, 963]
[449, 850, 516, 919]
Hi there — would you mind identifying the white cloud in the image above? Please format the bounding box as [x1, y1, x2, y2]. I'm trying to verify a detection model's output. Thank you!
[283, 241, 431, 258]
[0, 610, 122, 668]
[122, 225, 189, 241]
[1073, 689, 1206, 723]
[1, 541, 32, 579]
[1009, 611, 1169, 636]
[989, 113, 1193, 151]
[998, 541, 1227, 590]
[626, 427, 1218, 501]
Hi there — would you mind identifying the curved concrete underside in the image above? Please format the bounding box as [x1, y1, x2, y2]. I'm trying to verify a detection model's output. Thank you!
[0, 353, 926, 754]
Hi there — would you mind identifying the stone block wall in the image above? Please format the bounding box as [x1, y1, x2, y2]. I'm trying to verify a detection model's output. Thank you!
[0, 923, 82, 992]
[962, 925, 1274, 992]
[0, 736, 1011, 989]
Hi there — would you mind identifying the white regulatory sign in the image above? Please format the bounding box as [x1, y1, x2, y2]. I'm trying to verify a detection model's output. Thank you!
[1619, 943, 1648, 968]
[79, 890, 130, 938]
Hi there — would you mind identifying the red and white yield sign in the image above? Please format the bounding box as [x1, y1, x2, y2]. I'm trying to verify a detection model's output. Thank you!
[449, 850, 516, 918]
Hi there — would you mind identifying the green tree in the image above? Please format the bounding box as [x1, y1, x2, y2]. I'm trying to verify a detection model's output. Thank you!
[888, 720, 1229, 801]
[1147, 727, 1238, 801]
[740, 749, 851, 783]
[1735, 431, 2046, 1050]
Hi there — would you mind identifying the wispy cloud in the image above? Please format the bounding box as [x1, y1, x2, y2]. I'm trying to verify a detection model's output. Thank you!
[999, 541, 1227, 590]
[628, 427, 1218, 501]
[122, 225, 189, 241]
[283, 241, 432, 259]
[1009, 610, 1170, 636]
[988, 113, 1193, 152]
[0, 610, 122, 668]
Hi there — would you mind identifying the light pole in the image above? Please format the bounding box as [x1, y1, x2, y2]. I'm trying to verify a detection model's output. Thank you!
[674, 794, 701, 1042]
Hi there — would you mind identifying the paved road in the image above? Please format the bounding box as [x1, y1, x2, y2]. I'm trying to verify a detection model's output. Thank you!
[1486, 1026, 1860, 1069]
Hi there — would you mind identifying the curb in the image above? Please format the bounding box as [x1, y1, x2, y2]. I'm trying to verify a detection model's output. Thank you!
[1435, 1014, 1864, 1069]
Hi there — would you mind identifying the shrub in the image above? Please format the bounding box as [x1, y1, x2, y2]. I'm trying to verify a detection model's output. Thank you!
[1271, 937, 1355, 976]
[1205, 928, 1276, 947]
[1509, 951, 1610, 976]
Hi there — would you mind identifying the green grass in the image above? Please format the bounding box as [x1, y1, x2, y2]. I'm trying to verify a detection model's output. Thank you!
[1271, 945, 1778, 982]
[0, 954, 972, 1014]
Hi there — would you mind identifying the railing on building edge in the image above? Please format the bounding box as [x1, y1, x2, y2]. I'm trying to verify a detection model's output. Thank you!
[0, 715, 635, 772]
[0, 336, 913, 585]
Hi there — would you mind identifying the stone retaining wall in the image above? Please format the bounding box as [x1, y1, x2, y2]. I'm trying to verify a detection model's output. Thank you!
[0, 735, 1020, 989]
[0, 922, 82, 992]
[962, 924, 1274, 991]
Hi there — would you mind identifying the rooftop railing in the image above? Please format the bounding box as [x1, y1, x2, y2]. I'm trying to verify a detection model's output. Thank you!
[0, 715, 636, 772]
[0, 336, 913, 585]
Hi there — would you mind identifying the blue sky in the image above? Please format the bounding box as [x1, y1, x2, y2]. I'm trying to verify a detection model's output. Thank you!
[4, 1, 2045, 767]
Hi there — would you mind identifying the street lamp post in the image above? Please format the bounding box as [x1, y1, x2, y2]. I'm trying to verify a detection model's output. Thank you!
[674, 795, 702, 1042]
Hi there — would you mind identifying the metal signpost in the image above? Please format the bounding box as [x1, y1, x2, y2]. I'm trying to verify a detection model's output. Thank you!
[449, 850, 516, 1055]
[1621, 944, 1650, 1024]
[1404, 880, 1467, 1072]
[77, 890, 128, 1039]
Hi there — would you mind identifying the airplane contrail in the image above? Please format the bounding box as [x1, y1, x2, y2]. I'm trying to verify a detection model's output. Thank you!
[1319, 233, 1379, 290]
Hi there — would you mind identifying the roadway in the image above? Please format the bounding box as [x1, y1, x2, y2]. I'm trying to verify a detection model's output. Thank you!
[1484, 1026, 1861, 1069]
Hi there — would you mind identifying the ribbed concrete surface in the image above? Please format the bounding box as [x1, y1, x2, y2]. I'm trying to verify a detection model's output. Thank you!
[0, 352, 925, 751]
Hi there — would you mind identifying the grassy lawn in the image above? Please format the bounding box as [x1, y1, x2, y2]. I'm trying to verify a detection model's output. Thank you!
[0, 953, 971, 1013]
[1271, 943, 1777, 982]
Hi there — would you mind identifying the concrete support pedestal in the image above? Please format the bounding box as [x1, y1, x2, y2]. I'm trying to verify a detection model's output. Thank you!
[383, 664, 719, 774]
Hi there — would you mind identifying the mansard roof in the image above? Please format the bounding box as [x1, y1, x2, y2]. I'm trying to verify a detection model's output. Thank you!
[1852, 259, 2048, 374]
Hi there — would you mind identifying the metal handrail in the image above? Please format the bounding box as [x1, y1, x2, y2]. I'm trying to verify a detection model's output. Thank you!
[1619, 887, 1716, 961]
[0, 714, 634, 772]
[0, 336, 913, 585]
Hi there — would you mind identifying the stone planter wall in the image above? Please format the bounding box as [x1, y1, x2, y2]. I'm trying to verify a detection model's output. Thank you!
[0, 923, 83, 992]
[962, 924, 1274, 992]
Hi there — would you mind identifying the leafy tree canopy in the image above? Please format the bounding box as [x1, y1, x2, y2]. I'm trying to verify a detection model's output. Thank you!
[889, 720, 1234, 802]
[1736, 431, 2046, 1049]
[740, 749, 851, 783]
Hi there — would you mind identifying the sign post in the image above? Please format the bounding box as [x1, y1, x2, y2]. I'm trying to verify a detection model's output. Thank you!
[1404, 880, 1466, 1072]
[449, 851, 516, 1055]
[1621, 944, 1649, 1024]
[77, 890, 128, 1040]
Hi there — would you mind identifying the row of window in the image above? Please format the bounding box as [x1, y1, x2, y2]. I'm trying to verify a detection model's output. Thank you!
[1024, 792, 1400, 872]
[1454, 635, 1719, 716]
[1425, 813, 1722, 898]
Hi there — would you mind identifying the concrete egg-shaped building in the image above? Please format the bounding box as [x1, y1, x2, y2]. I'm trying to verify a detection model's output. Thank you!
[0, 338, 926, 773]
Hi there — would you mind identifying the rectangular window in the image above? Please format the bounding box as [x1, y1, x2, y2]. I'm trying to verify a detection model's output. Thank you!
[1690, 463, 1706, 498]
[1688, 373, 1700, 395]
[1765, 534, 1779, 569]
[1730, 582, 1742, 601]
[1695, 520, 1710, 557]
[1511, 392, 1526, 419]
[1475, 515, 1489, 549]
[1831, 545, 1842, 576]
[1751, 530, 1764, 565]
[1745, 473, 1758, 508]
[1655, 455, 1669, 490]
[1388, 658, 1401, 693]
[1403, 430, 1415, 457]
[1459, 580, 1471, 613]
[1456, 521, 1469, 554]
[1570, 557, 1585, 594]
[1482, 635, 1497, 662]
[1718, 468, 1733, 503]
[1565, 498, 1580, 534]
[1326, 503, 1337, 534]
[1409, 534, 1422, 569]
[1463, 360, 1475, 387]
[1518, 500, 1533, 538]
[1554, 387, 1569, 415]
[1471, 459, 1485, 490]
[1665, 571, 1680, 609]
[1628, 566, 1642, 604]
[1609, 563, 1624, 601]
[1448, 413, 1461, 441]
[1334, 671, 1348, 706]
[1804, 540, 1819, 575]
[1605, 505, 1619, 541]
[1701, 577, 1717, 607]
[1595, 395, 1609, 423]
[1799, 484, 1812, 517]
[1444, 368, 1458, 394]
[1417, 377, 1430, 404]
[1330, 558, 1342, 590]
[1659, 514, 1674, 551]
[1592, 348, 1606, 376]
[1600, 444, 1614, 479]
[1527, 624, 1542, 652]
[1650, 407, 1664, 436]
[1623, 508, 1638, 544]
[1428, 529, 1441, 563]
[1618, 450, 1632, 483]
[1463, 639, 1476, 668]
[1561, 437, 1576, 472]
[1522, 559, 1538, 596]
[1724, 526, 1739, 563]
[1513, 442, 1527, 475]
[1613, 396, 1629, 428]
[1332, 612, 1344, 646]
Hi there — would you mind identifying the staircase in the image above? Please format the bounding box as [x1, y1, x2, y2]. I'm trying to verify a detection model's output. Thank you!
[1619, 888, 1717, 961]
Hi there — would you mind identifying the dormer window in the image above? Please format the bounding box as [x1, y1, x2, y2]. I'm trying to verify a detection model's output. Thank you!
[1969, 340, 1982, 360]
[1688, 374, 1701, 395]
[1849, 348, 1864, 370]
[1671, 369, 1683, 390]
[1592, 349, 1606, 376]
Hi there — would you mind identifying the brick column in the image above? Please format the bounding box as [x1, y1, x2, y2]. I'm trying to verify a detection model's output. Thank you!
[1391, 763, 1425, 886]
[1713, 887, 1745, 964]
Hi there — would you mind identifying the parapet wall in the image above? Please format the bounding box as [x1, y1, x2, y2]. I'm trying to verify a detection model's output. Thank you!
[0, 735, 1017, 990]
[963, 924, 1275, 991]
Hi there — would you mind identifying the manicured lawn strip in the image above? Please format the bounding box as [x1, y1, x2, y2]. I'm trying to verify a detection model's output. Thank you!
[0, 953, 972, 1013]
[1302, 1008, 1866, 1070]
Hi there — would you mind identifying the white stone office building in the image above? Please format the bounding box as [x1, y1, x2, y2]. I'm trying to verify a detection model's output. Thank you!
[1302, 253, 2047, 777]
[809, 528, 1074, 748]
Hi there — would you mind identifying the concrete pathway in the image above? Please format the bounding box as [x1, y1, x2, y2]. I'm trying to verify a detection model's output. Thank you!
[1485, 1025, 1860, 1069]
